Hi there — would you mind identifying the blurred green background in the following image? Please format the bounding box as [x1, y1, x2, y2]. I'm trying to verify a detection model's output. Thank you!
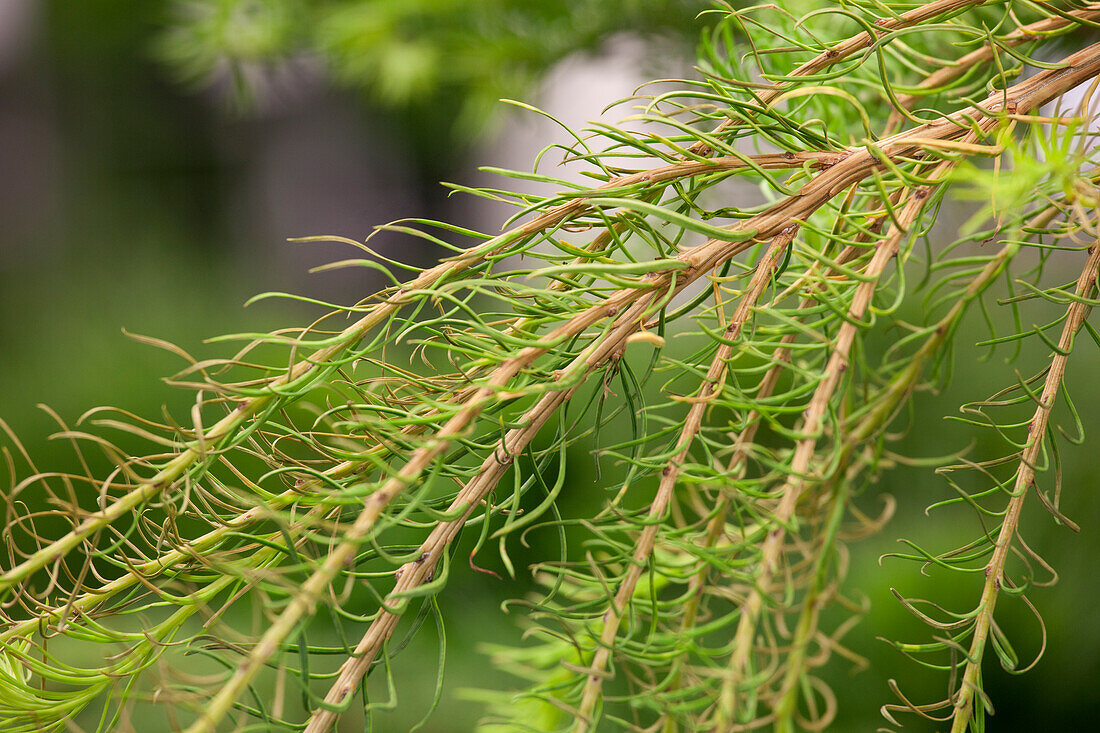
[1, 1, 1097, 730]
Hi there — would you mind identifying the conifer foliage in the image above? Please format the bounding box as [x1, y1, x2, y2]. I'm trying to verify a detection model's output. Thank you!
[3, 2, 1100, 731]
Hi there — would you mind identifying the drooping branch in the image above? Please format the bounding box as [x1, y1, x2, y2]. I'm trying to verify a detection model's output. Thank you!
[711, 157, 962, 728]
[950, 241, 1100, 733]
[574, 226, 799, 730]
[770, 228, 1031, 728]
[14, 39, 1100, 606]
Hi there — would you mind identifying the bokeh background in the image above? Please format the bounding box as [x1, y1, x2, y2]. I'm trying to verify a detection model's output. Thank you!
[1, 2, 1097, 730]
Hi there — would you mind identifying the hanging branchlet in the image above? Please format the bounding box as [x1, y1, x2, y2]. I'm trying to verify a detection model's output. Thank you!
[2, 3, 1100, 733]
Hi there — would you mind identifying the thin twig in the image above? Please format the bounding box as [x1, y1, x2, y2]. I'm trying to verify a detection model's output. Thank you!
[689, 0, 994, 155]
[712, 154, 962, 728]
[949, 241, 1100, 733]
[772, 233, 1026, 728]
[574, 226, 799, 731]
[890, 5, 1100, 124]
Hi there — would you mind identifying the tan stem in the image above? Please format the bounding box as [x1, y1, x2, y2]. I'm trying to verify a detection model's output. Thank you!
[688, 0, 994, 155]
[772, 236, 1025, 728]
[892, 6, 1100, 117]
[950, 242, 1100, 733]
[711, 155, 964, 728]
[574, 227, 799, 731]
[303, 383, 579, 733]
